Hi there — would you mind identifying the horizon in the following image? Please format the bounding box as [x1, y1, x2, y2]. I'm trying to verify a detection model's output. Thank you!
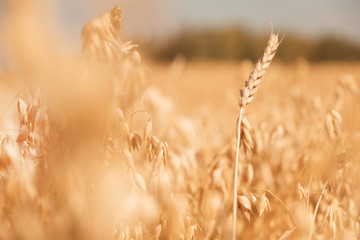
[56, 0, 360, 44]
[0, 0, 359, 62]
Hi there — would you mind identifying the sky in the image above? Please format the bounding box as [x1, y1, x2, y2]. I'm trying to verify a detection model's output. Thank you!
[1, 0, 360, 49]
[177, 0, 360, 41]
[54, 0, 360, 43]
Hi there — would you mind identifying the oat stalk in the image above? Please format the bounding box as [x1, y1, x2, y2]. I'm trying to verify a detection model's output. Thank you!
[309, 180, 328, 240]
[232, 32, 280, 240]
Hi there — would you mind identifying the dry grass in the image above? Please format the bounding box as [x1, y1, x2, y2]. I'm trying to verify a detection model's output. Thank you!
[1, 5, 360, 240]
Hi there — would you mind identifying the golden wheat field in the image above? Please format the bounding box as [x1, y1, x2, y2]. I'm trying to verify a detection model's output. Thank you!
[0, 4, 360, 240]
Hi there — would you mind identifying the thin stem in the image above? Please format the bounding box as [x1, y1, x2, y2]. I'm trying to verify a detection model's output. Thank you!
[265, 190, 297, 226]
[307, 177, 313, 213]
[131, 109, 151, 117]
[232, 109, 243, 240]
[188, 214, 204, 239]
[309, 180, 328, 240]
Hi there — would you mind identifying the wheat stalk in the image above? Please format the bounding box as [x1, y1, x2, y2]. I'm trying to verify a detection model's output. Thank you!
[232, 32, 280, 240]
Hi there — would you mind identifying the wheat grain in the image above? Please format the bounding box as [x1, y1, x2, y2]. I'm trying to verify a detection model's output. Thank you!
[233, 32, 280, 240]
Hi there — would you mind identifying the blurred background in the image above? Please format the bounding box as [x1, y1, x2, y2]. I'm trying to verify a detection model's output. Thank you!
[1, 0, 360, 62]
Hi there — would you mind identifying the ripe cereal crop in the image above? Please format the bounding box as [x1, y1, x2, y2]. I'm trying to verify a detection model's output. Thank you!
[0, 4, 360, 240]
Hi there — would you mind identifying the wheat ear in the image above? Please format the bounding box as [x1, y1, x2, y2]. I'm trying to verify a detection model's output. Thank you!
[232, 33, 280, 240]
